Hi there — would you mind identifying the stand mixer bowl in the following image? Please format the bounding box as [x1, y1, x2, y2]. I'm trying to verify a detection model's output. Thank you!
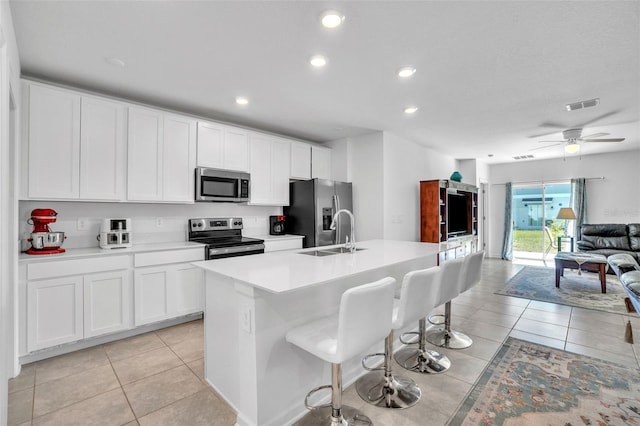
[29, 232, 66, 249]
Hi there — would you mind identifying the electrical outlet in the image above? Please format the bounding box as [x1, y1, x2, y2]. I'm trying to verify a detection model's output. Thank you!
[77, 218, 88, 231]
[156, 217, 163, 228]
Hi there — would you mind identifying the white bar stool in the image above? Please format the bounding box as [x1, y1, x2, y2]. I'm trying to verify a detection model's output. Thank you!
[394, 266, 452, 374]
[356, 266, 446, 407]
[286, 277, 396, 426]
[424, 256, 470, 349]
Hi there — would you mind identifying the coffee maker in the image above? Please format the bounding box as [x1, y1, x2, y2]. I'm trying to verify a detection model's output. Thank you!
[98, 218, 132, 249]
[269, 215, 286, 236]
[26, 208, 66, 255]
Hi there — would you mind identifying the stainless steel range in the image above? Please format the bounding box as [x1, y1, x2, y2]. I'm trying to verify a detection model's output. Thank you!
[188, 217, 265, 260]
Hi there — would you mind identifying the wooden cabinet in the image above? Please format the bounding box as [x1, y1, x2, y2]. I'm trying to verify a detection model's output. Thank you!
[420, 179, 478, 245]
[248, 133, 291, 205]
[127, 107, 196, 202]
[290, 142, 311, 179]
[24, 83, 126, 201]
[311, 145, 331, 180]
[25, 83, 81, 199]
[197, 121, 249, 172]
[133, 248, 204, 326]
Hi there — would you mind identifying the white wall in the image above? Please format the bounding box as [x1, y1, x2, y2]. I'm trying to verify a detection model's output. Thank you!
[346, 132, 385, 241]
[488, 150, 640, 258]
[382, 132, 458, 241]
[0, 1, 21, 422]
[18, 201, 281, 249]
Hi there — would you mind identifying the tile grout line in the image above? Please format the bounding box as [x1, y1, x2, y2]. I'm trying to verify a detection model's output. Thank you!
[106, 340, 139, 425]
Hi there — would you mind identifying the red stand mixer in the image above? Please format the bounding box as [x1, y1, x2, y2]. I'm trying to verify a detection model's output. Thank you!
[26, 208, 66, 255]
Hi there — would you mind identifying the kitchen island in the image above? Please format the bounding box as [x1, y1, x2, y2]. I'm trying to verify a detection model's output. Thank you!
[192, 239, 440, 426]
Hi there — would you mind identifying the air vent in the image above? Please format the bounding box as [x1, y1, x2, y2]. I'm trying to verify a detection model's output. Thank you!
[512, 155, 535, 160]
[566, 98, 599, 111]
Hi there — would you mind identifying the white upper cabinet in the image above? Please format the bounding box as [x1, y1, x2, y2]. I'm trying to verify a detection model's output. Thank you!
[163, 114, 197, 202]
[248, 132, 290, 206]
[25, 83, 81, 199]
[311, 145, 332, 180]
[197, 121, 248, 172]
[127, 107, 196, 202]
[24, 82, 126, 201]
[80, 96, 126, 200]
[127, 107, 163, 201]
[290, 141, 311, 180]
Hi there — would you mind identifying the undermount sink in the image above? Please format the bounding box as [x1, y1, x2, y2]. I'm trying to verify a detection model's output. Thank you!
[323, 247, 366, 254]
[298, 247, 366, 256]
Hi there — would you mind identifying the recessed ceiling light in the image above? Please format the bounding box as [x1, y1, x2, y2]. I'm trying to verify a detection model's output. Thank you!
[398, 67, 416, 78]
[320, 10, 345, 28]
[105, 57, 126, 67]
[310, 55, 327, 67]
[403, 106, 418, 114]
[235, 97, 249, 105]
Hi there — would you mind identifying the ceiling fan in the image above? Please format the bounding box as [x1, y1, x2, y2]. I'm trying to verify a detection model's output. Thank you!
[530, 128, 625, 154]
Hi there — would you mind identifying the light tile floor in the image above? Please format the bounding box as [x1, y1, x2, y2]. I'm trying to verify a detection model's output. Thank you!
[8, 258, 640, 425]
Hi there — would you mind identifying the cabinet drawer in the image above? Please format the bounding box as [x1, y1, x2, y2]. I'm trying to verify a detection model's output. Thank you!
[264, 238, 303, 253]
[134, 247, 204, 268]
[27, 255, 130, 280]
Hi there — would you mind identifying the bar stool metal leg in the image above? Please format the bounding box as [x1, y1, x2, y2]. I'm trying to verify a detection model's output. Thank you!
[424, 301, 473, 349]
[355, 331, 421, 409]
[394, 318, 451, 373]
[295, 363, 373, 426]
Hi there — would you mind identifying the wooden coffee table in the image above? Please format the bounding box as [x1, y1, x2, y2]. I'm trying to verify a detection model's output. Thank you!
[554, 252, 609, 293]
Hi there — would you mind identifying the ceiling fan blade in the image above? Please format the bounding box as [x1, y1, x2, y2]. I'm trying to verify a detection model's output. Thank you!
[578, 132, 609, 139]
[538, 121, 568, 129]
[528, 130, 564, 139]
[538, 140, 565, 143]
[529, 143, 563, 151]
[579, 110, 621, 127]
[582, 138, 625, 142]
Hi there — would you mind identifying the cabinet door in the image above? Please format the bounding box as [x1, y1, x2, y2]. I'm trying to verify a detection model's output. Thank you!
[271, 138, 291, 205]
[163, 114, 196, 202]
[84, 270, 132, 338]
[290, 142, 311, 180]
[248, 133, 272, 204]
[171, 264, 204, 316]
[223, 126, 249, 171]
[127, 107, 163, 201]
[311, 145, 332, 180]
[27, 276, 83, 351]
[80, 97, 126, 200]
[196, 121, 224, 168]
[134, 266, 170, 326]
[27, 84, 81, 199]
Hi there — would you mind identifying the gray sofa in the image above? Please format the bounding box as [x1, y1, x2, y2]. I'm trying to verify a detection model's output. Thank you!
[576, 223, 640, 260]
[607, 253, 640, 314]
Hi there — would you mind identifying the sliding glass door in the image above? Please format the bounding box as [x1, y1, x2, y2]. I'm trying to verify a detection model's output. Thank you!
[512, 182, 571, 263]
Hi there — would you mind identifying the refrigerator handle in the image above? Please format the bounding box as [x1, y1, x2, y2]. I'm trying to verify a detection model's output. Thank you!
[333, 194, 340, 244]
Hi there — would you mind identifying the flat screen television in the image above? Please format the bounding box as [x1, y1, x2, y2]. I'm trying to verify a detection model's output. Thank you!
[447, 192, 469, 236]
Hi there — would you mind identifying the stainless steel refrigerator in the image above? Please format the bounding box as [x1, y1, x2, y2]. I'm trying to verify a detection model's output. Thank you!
[284, 179, 353, 248]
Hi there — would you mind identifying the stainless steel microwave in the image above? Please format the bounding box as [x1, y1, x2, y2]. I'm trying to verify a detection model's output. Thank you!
[195, 167, 250, 202]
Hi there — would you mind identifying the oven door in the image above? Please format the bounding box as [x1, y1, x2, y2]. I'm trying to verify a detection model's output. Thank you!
[195, 168, 250, 202]
[207, 243, 265, 260]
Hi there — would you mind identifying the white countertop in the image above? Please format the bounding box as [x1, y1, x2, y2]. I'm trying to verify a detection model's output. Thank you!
[192, 239, 440, 294]
[251, 234, 304, 242]
[19, 241, 205, 263]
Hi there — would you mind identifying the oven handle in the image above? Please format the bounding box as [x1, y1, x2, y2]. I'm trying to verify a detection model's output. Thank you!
[208, 243, 265, 258]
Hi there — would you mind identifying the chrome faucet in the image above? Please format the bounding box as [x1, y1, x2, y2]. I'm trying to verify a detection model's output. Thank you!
[330, 209, 355, 252]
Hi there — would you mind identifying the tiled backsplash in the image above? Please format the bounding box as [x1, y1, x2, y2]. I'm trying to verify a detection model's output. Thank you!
[19, 201, 280, 250]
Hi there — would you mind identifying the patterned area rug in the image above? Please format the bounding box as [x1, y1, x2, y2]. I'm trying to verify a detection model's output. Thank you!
[495, 266, 627, 314]
[449, 337, 640, 425]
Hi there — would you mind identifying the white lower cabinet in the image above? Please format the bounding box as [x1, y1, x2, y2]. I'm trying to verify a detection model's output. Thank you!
[27, 269, 132, 351]
[134, 263, 204, 326]
[84, 270, 132, 338]
[27, 276, 84, 351]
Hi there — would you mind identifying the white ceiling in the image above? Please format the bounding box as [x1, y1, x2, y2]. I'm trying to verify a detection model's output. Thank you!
[9, 1, 640, 164]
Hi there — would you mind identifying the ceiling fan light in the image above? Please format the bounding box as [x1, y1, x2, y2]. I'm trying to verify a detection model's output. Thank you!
[564, 143, 580, 154]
